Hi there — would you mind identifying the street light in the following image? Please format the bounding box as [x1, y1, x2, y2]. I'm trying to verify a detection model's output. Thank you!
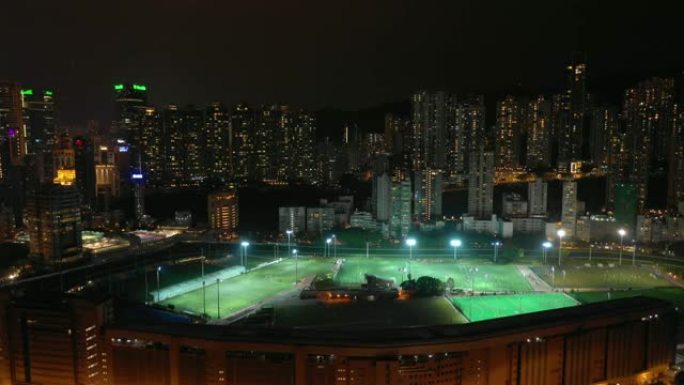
[325, 238, 332, 257]
[542, 241, 552, 264]
[406, 238, 416, 277]
[240, 241, 250, 268]
[617, 228, 626, 266]
[492, 241, 502, 263]
[450, 239, 462, 260]
[632, 239, 637, 266]
[216, 278, 220, 319]
[293, 249, 299, 283]
[557, 229, 566, 266]
[156, 266, 162, 303]
[332, 234, 337, 258]
[286, 229, 293, 257]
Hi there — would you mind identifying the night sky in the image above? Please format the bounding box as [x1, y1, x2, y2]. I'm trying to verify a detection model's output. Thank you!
[3, 0, 683, 125]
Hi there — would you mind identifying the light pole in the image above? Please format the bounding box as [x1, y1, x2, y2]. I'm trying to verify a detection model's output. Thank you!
[406, 238, 416, 277]
[557, 229, 566, 266]
[156, 266, 161, 303]
[332, 234, 337, 258]
[216, 278, 220, 319]
[293, 249, 299, 283]
[201, 255, 206, 316]
[325, 238, 331, 257]
[240, 241, 250, 268]
[588, 243, 593, 263]
[450, 239, 462, 260]
[632, 239, 636, 266]
[618, 228, 626, 266]
[286, 229, 293, 257]
[542, 241, 552, 265]
[492, 241, 501, 263]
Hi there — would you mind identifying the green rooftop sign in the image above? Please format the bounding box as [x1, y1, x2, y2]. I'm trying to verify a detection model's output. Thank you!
[44, 90, 53, 96]
[114, 84, 124, 90]
[20, 89, 33, 96]
[132, 84, 147, 91]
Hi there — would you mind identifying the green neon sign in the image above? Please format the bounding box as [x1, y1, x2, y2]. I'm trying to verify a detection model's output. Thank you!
[21, 89, 33, 96]
[44, 90, 53, 96]
[114, 84, 124, 90]
[132, 84, 147, 91]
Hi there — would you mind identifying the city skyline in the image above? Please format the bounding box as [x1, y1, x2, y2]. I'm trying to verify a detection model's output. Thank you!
[3, 0, 684, 124]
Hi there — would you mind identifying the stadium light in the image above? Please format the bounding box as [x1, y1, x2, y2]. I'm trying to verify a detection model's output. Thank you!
[293, 249, 299, 283]
[156, 266, 162, 303]
[331, 234, 337, 258]
[492, 241, 502, 263]
[617, 228, 626, 265]
[557, 229, 566, 266]
[406, 238, 416, 276]
[450, 239, 462, 260]
[542, 241, 552, 264]
[286, 230, 293, 257]
[325, 237, 332, 257]
[241, 241, 250, 268]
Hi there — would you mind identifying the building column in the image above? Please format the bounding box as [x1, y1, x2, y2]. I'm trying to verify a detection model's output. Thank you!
[294, 350, 307, 385]
[169, 340, 180, 385]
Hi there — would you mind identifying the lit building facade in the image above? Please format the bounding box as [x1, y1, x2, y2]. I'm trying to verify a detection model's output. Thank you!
[561, 179, 578, 238]
[207, 189, 239, 236]
[467, 149, 494, 218]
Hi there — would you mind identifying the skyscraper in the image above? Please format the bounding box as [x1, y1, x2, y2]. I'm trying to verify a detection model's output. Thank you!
[614, 183, 638, 232]
[73, 136, 96, 218]
[390, 178, 412, 239]
[413, 169, 443, 222]
[588, 106, 618, 169]
[449, 95, 486, 181]
[208, 188, 239, 238]
[25, 183, 82, 263]
[622, 77, 676, 211]
[562, 53, 587, 165]
[495, 95, 527, 171]
[561, 180, 578, 238]
[21, 88, 56, 154]
[528, 177, 548, 216]
[668, 104, 684, 209]
[526, 96, 552, 168]
[372, 171, 391, 222]
[411, 91, 455, 171]
[204, 102, 231, 180]
[467, 149, 494, 218]
[0, 82, 26, 180]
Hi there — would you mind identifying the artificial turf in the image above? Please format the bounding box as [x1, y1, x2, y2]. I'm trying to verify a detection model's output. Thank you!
[531, 262, 670, 290]
[335, 257, 532, 292]
[161, 257, 334, 319]
[450, 293, 578, 322]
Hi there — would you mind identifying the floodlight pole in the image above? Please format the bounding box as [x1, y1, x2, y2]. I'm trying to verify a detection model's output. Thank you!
[202, 255, 206, 316]
[216, 278, 220, 319]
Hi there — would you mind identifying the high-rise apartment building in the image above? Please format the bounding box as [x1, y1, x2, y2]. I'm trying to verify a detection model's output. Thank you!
[668, 104, 684, 209]
[208, 188, 239, 237]
[278, 207, 306, 234]
[526, 96, 552, 168]
[448, 95, 486, 181]
[561, 179, 578, 238]
[588, 106, 618, 169]
[622, 77, 676, 211]
[411, 91, 455, 171]
[204, 102, 231, 180]
[495, 95, 527, 170]
[528, 177, 548, 216]
[467, 149, 495, 218]
[372, 172, 391, 222]
[413, 169, 443, 222]
[390, 178, 412, 239]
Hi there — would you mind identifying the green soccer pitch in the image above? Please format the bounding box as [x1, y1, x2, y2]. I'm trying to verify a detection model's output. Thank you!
[161, 258, 334, 319]
[531, 262, 670, 290]
[450, 293, 579, 322]
[334, 257, 532, 292]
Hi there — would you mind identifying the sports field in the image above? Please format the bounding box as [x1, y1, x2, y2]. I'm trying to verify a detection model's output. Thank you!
[161, 257, 334, 319]
[531, 262, 670, 289]
[450, 293, 578, 322]
[335, 257, 532, 292]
